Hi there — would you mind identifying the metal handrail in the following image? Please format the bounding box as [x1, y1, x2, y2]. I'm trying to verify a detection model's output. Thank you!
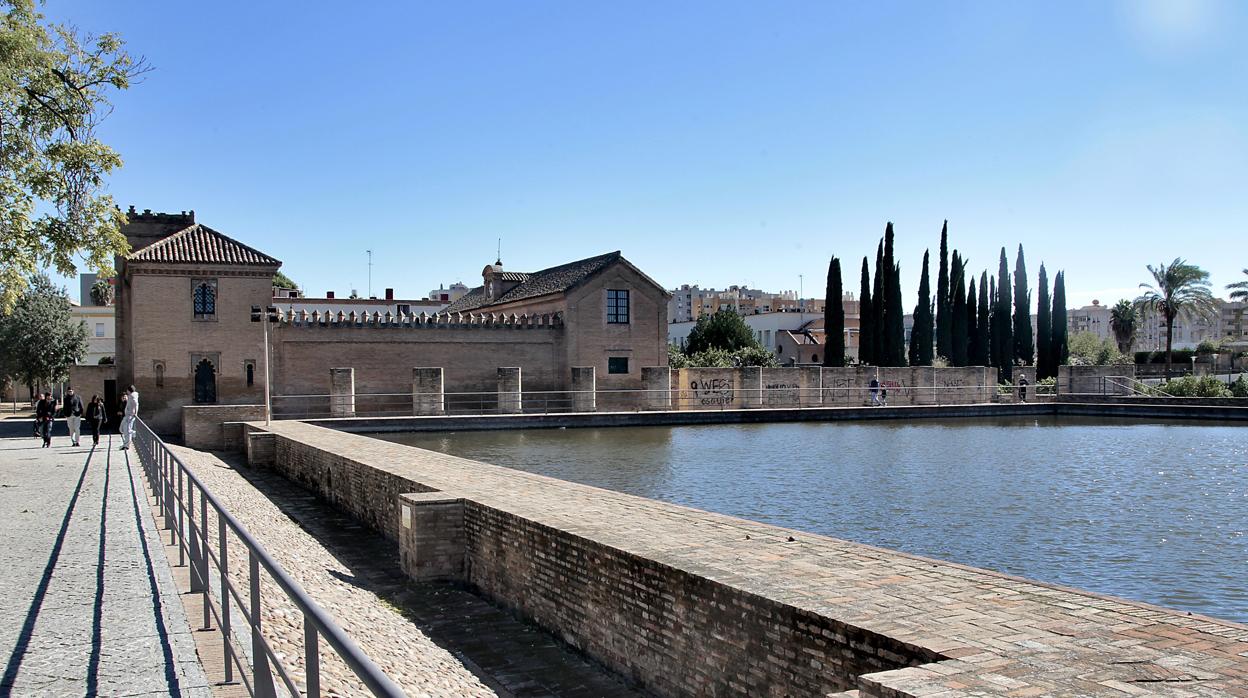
[133, 418, 405, 697]
[1104, 375, 1172, 398]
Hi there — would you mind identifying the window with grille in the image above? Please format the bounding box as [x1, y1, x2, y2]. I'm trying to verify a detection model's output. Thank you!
[193, 280, 217, 319]
[606, 289, 630, 324]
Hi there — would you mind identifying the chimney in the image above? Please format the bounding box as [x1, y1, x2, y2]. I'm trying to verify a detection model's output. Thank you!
[385, 288, 394, 300]
[326, 291, 335, 299]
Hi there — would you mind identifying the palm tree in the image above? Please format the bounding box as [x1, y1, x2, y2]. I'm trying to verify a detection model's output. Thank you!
[1228, 268, 1248, 302]
[1109, 299, 1137, 355]
[1135, 259, 1216, 376]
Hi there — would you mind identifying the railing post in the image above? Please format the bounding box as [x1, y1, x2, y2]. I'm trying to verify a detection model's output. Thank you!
[163, 453, 174, 534]
[250, 551, 277, 698]
[200, 494, 211, 629]
[188, 483, 203, 592]
[219, 510, 233, 685]
[177, 465, 185, 567]
[305, 614, 321, 698]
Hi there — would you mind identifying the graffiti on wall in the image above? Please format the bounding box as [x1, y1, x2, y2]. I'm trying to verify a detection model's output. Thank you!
[690, 377, 734, 406]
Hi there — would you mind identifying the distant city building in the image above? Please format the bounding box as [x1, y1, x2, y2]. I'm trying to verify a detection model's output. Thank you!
[669, 294, 860, 362]
[1068, 298, 1247, 352]
[70, 302, 115, 365]
[668, 283, 829, 323]
[428, 282, 470, 303]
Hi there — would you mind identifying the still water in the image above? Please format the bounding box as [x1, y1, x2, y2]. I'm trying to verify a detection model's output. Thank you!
[377, 417, 1248, 623]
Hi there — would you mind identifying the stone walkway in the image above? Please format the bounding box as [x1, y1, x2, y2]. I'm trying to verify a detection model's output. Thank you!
[0, 432, 210, 697]
[172, 445, 639, 697]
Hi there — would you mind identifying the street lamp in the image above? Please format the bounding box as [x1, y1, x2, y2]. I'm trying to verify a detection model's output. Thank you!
[1191, 354, 1197, 377]
[1212, 352, 1222, 386]
[251, 305, 277, 424]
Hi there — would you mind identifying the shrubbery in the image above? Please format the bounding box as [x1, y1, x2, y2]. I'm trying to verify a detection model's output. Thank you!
[1152, 375, 1233, 398]
[669, 345, 778, 368]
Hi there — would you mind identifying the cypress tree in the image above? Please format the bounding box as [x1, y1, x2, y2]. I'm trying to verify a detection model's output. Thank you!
[976, 271, 990, 367]
[910, 249, 933, 366]
[935, 220, 951, 362]
[1013, 245, 1033, 366]
[859, 257, 873, 365]
[1052, 271, 1069, 369]
[950, 253, 968, 366]
[1036, 264, 1052, 379]
[872, 240, 885, 365]
[996, 248, 1013, 382]
[882, 223, 906, 366]
[824, 257, 845, 367]
[966, 276, 979, 366]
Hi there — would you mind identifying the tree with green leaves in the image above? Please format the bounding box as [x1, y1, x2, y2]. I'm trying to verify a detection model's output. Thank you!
[859, 257, 873, 365]
[273, 270, 299, 291]
[0, 274, 87, 393]
[1228, 268, 1248, 302]
[909, 250, 933, 366]
[935, 220, 951, 362]
[881, 223, 906, 366]
[1013, 245, 1032, 366]
[1, 1, 149, 312]
[1135, 259, 1216, 376]
[1052, 271, 1069, 369]
[683, 308, 761, 354]
[88, 278, 113, 306]
[994, 248, 1013, 382]
[872, 240, 885, 364]
[950, 253, 968, 366]
[1036, 264, 1052, 378]
[975, 271, 990, 367]
[1109, 299, 1138, 355]
[823, 257, 845, 367]
[966, 276, 979, 366]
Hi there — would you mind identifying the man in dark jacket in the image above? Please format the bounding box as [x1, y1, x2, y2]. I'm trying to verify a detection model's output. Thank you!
[62, 387, 85, 446]
[35, 392, 57, 448]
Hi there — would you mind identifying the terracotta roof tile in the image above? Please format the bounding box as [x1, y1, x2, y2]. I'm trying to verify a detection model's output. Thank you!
[445, 251, 622, 313]
[127, 224, 280, 267]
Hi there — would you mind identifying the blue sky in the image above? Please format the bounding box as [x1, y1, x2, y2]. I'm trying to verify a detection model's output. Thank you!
[46, 1, 1248, 308]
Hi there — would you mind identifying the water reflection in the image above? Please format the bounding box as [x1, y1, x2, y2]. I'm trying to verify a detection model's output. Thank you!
[378, 416, 1248, 623]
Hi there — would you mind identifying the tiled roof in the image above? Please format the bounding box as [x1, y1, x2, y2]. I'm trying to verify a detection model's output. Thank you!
[127, 224, 281, 266]
[445, 251, 623, 313]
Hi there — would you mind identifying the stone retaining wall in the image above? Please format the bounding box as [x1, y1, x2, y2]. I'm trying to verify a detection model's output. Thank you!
[671, 366, 996, 409]
[182, 404, 267, 449]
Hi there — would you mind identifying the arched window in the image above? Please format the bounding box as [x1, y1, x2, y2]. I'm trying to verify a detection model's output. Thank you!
[246, 362, 255, 387]
[193, 280, 217, 319]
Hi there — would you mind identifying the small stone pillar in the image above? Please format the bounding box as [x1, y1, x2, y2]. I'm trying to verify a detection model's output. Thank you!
[329, 367, 355, 417]
[398, 493, 466, 582]
[641, 367, 672, 410]
[741, 366, 763, 409]
[498, 367, 522, 414]
[412, 367, 445, 415]
[799, 365, 823, 407]
[571, 366, 596, 413]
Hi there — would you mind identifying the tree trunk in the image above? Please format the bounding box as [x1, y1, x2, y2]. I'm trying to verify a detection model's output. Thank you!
[1165, 311, 1175, 378]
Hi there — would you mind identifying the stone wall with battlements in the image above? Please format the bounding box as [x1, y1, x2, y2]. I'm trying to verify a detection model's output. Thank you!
[669, 366, 997, 409]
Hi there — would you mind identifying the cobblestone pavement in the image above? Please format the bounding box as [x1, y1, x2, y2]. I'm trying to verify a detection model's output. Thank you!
[0, 433, 210, 697]
[172, 445, 638, 697]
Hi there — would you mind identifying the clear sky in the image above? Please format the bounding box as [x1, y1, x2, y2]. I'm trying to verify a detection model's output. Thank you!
[45, 1, 1248, 309]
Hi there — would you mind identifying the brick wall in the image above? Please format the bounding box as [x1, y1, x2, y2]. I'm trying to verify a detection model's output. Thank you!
[181, 404, 266, 449]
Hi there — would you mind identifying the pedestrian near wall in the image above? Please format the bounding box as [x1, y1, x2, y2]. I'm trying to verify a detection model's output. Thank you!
[869, 374, 883, 407]
[1018, 375, 1029, 403]
[119, 385, 139, 451]
[86, 395, 106, 446]
[62, 387, 84, 447]
[35, 392, 57, 448]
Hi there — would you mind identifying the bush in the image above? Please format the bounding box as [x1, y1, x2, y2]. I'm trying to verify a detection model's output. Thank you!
[1153, 375, 1232, 398]
[1067, 331, 1129, 366]
[668, 345, 779, 368]
[1231, 375, 1248, 398]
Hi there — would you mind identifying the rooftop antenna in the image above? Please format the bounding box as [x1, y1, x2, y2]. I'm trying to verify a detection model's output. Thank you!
[496, 238, 502, 266]
[366, 250, 373, 297]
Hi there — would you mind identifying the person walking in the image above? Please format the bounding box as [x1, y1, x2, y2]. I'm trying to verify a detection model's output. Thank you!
[85, 394, 106, 446]
[35, 392, 57, 448]
[119, 385, 139, 450]
[869, 374, 882, 406]
[1018, 375, 1029, 403]
[62, 387, 84, 446]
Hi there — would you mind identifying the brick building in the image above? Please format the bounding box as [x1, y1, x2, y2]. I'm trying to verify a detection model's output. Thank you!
[116, 209, 669, 432]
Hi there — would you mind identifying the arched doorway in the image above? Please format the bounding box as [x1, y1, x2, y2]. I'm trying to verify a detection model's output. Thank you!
[194, 358, 217, 404]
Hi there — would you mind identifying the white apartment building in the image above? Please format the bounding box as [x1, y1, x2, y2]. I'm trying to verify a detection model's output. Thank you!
[1068, 298, 1247, 352]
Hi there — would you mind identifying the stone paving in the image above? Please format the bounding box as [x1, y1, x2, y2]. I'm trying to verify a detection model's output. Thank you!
[261, 420, 1248, 697]
[0, 432, 210, 697]
[171, 444, 640, 697]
